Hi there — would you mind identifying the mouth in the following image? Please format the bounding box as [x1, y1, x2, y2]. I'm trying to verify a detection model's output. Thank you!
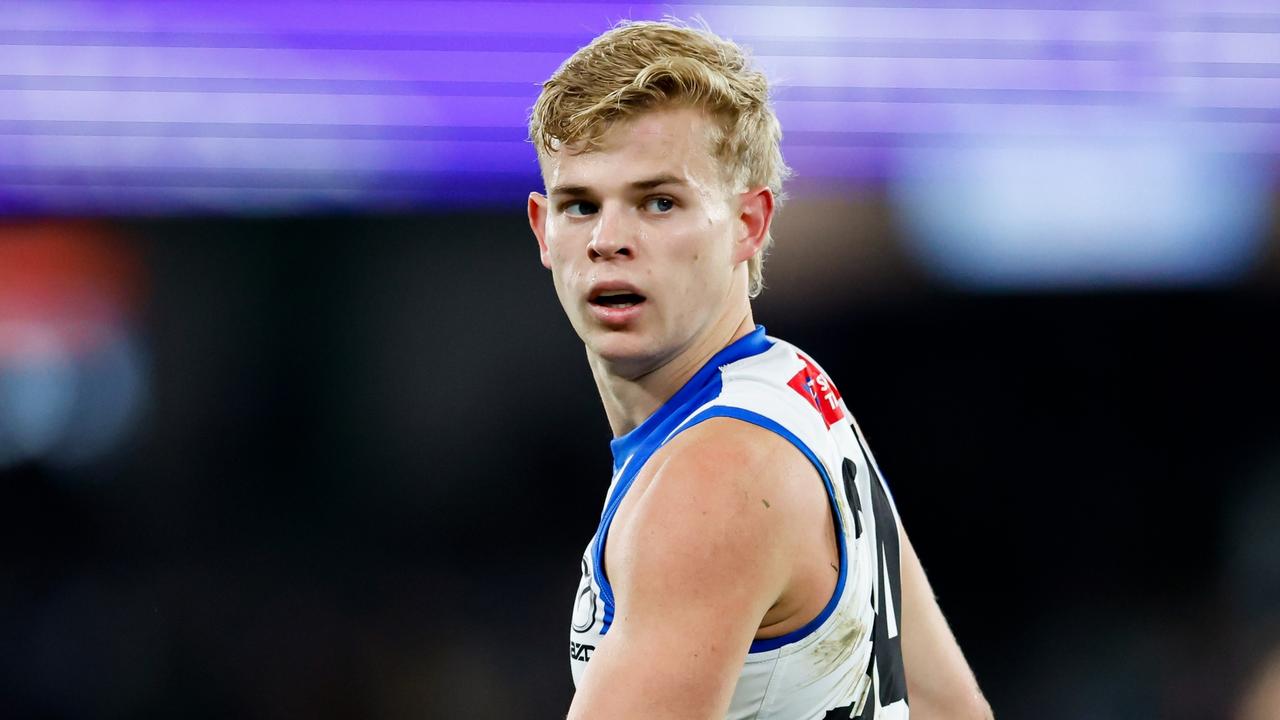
[589, 290, 647, 309]
[586, 285, 648, 326]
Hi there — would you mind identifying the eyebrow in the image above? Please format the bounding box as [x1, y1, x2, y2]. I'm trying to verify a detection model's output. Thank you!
[548, 174, 688, 197]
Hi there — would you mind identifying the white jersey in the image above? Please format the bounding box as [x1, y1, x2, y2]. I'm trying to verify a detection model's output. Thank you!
[569, 326, 910, 719]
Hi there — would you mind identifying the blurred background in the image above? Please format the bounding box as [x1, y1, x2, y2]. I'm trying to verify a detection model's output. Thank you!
[1, 1, 1278, 718]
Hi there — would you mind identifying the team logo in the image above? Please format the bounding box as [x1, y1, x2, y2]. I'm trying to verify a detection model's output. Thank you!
[571, 557, 598, 633]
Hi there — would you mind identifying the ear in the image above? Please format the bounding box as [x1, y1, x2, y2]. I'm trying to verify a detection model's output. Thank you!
[734, 186, 775, 265]
[528, 192, 553, 269]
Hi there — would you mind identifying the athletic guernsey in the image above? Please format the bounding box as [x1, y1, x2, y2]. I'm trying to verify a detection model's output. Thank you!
[568, 326, 909, 719]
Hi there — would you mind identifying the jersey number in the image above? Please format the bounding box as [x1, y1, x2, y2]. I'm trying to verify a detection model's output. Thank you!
[827, 433, 907, 718]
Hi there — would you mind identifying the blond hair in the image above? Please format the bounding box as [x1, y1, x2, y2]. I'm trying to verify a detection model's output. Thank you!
[529, 19, 790, 298]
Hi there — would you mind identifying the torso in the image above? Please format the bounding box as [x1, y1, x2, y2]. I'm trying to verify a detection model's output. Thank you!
[568, 327, 910, 719]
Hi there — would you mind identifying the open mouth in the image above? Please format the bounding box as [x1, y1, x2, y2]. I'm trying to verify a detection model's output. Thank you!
[590, 291, 646, 309]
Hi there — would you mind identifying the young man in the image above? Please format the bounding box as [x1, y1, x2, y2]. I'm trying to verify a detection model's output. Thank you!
[527, 20, 992, 720]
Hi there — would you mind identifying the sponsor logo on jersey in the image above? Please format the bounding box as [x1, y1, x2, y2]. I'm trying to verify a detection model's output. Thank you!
[569, 641, 596, 662]
[787, 353, 845, 427]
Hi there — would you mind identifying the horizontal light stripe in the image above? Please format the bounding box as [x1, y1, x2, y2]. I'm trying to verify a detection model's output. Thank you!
[0, 0, 1274, 216]
[0, 90, 532, 125]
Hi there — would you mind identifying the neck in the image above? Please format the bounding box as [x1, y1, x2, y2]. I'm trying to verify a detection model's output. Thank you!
[589, 309, 757, 438]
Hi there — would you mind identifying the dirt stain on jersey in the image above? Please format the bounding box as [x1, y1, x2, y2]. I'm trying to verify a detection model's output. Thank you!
[833, 490, 850, 522]
[805, 609, 874, 717]
[809, 606, 869, 682]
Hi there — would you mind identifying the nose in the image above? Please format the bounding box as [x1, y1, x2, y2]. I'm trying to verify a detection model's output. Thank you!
[587, 205, 634, 261]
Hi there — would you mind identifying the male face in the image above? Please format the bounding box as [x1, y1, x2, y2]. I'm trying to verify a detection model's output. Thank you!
[528, 105, 763, 379]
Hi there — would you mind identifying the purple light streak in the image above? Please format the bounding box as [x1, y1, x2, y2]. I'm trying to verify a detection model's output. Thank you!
[0, 0, 1273, 215]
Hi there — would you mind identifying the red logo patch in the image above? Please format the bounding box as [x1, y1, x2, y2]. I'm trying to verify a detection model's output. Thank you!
[787, 353, 845, 428]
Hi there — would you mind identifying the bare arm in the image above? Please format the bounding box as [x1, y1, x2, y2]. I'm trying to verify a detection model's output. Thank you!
[566, 419, 816, 720]
[899, 526, 994, 719]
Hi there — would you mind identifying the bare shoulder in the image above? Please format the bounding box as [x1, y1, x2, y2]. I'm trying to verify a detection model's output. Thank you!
[608, 416, 825, 612]
[645, 415, 820, 506]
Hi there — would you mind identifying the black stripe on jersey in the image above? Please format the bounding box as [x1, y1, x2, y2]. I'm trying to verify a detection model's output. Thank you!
[842, 458, 863, 538]
[824, 703, 859, 719]
[867, 461, 907, 707]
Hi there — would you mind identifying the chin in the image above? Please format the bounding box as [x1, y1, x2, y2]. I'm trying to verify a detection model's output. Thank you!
[584, 327, 665, 375]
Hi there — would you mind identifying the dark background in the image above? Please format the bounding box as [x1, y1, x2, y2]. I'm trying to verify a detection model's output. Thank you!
[3, 0, 1280, 716]
[2, 208, 1278, 719]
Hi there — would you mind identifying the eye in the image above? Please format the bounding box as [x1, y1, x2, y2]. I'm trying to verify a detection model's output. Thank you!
[644, 196, 675, 213]
[563, 200, 598, 217]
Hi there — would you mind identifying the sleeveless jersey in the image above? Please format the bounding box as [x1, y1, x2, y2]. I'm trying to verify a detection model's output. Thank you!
[568, 326, 910, 719]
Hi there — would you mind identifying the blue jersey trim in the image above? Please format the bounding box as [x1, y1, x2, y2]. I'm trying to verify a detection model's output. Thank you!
[607, 325, 772, 473]
[592, 325, 774, 634]
[679, 406, 849, 655]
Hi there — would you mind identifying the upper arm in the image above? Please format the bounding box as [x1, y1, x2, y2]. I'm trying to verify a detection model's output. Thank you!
[567, 418, 815, 720]
[899, 525, 994, 719]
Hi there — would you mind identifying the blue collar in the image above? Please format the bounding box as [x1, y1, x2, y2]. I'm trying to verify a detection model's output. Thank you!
[609, 325, 772, 473]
